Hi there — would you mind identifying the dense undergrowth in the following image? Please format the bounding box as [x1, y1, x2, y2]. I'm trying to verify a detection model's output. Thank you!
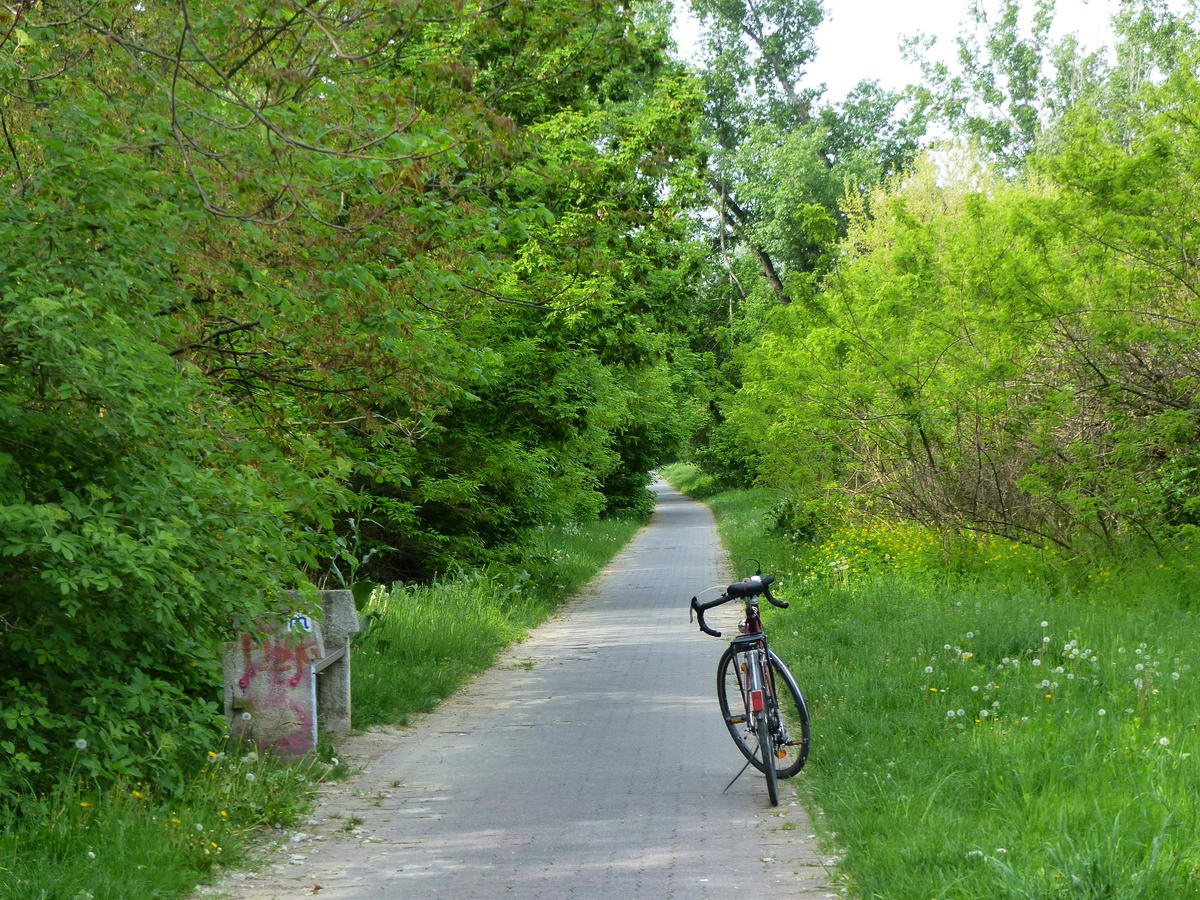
[0, 515, 641, 900]
[663, 463, 1200, 899]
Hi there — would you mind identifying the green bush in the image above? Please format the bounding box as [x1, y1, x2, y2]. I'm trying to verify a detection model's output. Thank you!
[0, 147, 343, 795]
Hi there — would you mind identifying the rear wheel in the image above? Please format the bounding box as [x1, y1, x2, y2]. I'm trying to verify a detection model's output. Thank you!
[757, 707, 778, 806]
[717, 647, 762, 770]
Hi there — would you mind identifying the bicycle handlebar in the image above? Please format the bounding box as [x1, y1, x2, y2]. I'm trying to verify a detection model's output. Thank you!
[689, 573, 787, 638]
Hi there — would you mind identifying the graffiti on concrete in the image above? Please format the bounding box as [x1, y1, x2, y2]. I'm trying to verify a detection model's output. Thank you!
[230, 623, 324, 757]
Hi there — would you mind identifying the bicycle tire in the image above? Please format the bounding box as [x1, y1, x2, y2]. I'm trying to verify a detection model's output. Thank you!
[757, 706, 779, 805]
[717, 646, 762, 770]
[717, 646, 811, 778]
[767, 650, 810, 778]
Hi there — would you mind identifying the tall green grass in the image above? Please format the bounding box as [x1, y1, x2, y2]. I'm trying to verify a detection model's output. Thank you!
[0, 750, 334, 900]
[352, 515, 643, 727]
[663, 463, 1200, 899]
[0, 514, 643, 899]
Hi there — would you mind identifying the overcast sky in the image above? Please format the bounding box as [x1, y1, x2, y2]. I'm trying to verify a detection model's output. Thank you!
[671, 0, 1126, 101]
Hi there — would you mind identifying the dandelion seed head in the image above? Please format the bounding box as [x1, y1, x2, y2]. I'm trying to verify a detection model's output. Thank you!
[925, 666, 933, 674]
[74, 738, 88, 751]
[1040, 621, 1048, 628]
[245, 773, 256, 782]
[1098, 709, 1106, 715]
[1032, 659, 1042, 666]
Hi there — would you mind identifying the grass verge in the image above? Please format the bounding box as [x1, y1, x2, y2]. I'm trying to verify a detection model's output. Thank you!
[0, 749, 338, 900]
[662, 462, 1200, 899]
[352, 514, 644, 727]
[0, 514, 643, 899]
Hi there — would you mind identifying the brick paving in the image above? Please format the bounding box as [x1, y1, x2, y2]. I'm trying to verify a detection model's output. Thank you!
[213, 478, 835, 899]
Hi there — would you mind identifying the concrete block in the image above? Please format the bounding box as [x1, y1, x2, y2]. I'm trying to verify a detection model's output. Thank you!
[223, 590, 363, 754]
[223, 613, 324, 757]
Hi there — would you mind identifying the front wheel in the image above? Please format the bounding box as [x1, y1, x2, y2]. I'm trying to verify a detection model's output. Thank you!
[766, 650, 810, 778]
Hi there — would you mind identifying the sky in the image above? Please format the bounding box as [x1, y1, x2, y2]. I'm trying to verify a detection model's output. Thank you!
[671, 0, 1126, 101]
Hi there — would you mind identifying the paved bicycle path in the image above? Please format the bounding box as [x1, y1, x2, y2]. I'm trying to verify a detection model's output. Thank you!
[211, 478, 835, 899]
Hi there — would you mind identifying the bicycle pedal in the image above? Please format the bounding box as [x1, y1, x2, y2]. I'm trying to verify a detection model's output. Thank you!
[775, 748, 787, 759]
[786, 739, 807, 746]
[726, 715, 746, 724]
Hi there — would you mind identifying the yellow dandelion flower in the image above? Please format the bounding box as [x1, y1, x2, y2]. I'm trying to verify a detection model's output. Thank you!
[1044, 693, 1053, 699]
[131, 790, 144, 799]
[207, 750, 219, 758]
[219, 810, 229, 818]
[79, 801, 92, 808]
[171, 817, 182, 825]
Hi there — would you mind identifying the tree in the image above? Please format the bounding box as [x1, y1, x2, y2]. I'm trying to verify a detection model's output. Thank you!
[0, 0, 705, 788]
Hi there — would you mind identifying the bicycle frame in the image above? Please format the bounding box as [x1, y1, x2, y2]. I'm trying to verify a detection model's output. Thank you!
[728, 600, 783, 755]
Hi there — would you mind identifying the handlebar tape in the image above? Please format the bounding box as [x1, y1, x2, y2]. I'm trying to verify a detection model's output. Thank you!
[725, 574, 775, 598]
[689, 596, 722, 637]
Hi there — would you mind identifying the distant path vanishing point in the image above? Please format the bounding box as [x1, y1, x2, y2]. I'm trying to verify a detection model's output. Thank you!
[211, 478, 835, 899]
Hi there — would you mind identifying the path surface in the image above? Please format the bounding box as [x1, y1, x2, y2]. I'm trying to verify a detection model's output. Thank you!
[211, 479, 835, 899]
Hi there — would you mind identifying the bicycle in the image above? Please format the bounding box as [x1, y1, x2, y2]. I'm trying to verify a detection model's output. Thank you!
[690, 565, 810, 806]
